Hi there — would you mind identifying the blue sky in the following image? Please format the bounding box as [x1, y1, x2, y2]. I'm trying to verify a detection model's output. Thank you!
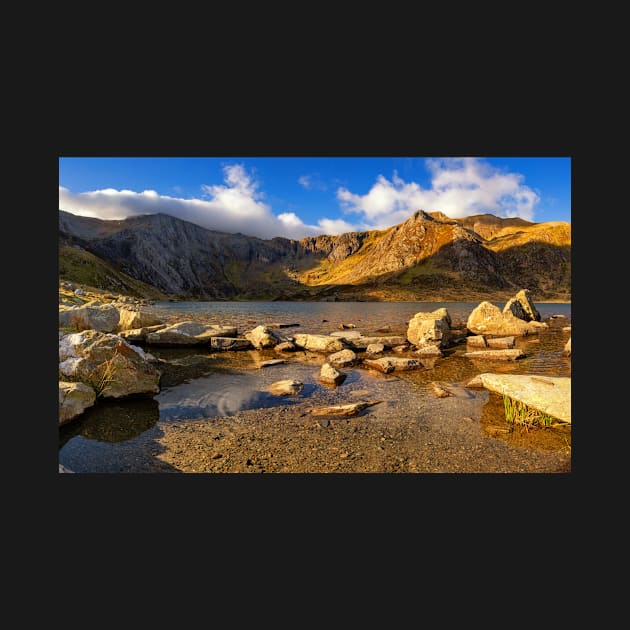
[59, 157, 571, 240]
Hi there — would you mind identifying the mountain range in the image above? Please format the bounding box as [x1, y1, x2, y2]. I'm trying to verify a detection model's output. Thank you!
[58, 209, 571, 302]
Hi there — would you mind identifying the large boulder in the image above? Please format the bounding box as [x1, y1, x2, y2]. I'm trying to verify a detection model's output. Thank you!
[503, 289, 541, 322]
[244, 325, 286, 349]
[117, 307, 164, 331]
[59, 330, 160, 398]
[407, 308, 452, 348]
[478, 373, 571, 423]
[59, 303, 120, 333]
[293, 334, 345, 353]
[467, 302, 548, 336]
[145, 321, 237, 345]
[59, 381, 96, 425]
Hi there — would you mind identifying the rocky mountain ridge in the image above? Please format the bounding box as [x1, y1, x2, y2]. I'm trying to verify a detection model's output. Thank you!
[59, 209, 571, 301]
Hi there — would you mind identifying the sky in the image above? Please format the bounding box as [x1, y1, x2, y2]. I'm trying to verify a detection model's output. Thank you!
[58, 157, 571, 240]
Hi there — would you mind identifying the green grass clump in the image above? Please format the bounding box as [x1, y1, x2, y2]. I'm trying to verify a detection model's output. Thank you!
[503, 395, 556, 430]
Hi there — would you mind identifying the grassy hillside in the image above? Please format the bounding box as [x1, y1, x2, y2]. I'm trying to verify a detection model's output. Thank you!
[59, 244, 171, 300]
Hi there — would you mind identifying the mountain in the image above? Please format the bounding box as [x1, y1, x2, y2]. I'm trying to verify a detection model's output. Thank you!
[58, 210, 571, 301]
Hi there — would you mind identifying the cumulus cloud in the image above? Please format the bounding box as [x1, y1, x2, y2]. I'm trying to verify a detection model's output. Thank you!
[337, 158, 540, 229]
[59, 164, 330, 240]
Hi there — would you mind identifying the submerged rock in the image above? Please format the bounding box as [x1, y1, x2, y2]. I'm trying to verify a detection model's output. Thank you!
[463, 349, 525, 361]
[308, 401, 383, 417]
[363, 357, 423, 373]
[268, 380, 304, 396]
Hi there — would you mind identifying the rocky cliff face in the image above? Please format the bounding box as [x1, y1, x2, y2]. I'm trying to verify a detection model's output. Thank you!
[59, 209, 571, 301]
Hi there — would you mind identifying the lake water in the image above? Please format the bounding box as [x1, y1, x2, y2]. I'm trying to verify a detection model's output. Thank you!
[148, 300, 571, 336]
[59, 301, 571, 471]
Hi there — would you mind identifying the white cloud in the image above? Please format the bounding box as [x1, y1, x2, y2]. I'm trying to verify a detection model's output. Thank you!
[59, 164, 328, 240]
[298, 173, 327, 191]
[298, 175, 312, 189]
[337, 158, 540, 228]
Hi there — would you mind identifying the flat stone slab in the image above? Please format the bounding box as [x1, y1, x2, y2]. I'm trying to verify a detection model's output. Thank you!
[464, 349, 525, 361]
[363, 357, 423, 373]
[479, 373, 571, 423]
[308, 401, 383, 417]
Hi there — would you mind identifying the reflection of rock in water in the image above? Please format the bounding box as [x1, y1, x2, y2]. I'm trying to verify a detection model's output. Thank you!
[156, 372, 285, 420]
[59, 398, 159, 446]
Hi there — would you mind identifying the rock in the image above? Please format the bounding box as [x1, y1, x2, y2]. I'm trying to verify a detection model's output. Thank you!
[259, 359, 286, 368]
[320, 362, 347, 385]
[327, 349, 357, 368]
[338, 323, 356, 329]
[392, 344, 410, 353]
[365, 343, 385, 355]
[466, 335, 487, 348]
[413, 343, 443, 358]
[486, 336, 516, 349]
[465, 375, 485, 388]
[293, 334, 345, 353]
[407, 308, 452, 348]
[344, 335, 407, 350]
[274, 341, 298, 353]
[308, 401, 383, 417]
[268, 380, 304, 396]
[59, 381, 96, 425]
[118, 324, 166, 342]
[466, 301, 548, 336]
[74, 288, 84, 296]
[59, 330, 161, 398]
[59, 303, 120, 333]
[266, 322, 300, 328]
[146, 321, 237, 345]
[478, 373, 571, 423]
[117, 307, 163, 331]
[363, 357, 423, 373]
[502, 289, 541, 322]
[431, 382, 452, 398]
[463, 349, 525, 361]
[210, 337, 253, 351]
[330, 330, 363, 340]
[563, 337, 571, 357]
[244, 325, 287, 349]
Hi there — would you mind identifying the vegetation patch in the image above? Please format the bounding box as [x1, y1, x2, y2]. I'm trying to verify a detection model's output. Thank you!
[502, 394, 558, 430]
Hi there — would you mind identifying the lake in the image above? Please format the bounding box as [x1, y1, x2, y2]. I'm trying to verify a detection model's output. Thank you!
[59, 301, 571, 472]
